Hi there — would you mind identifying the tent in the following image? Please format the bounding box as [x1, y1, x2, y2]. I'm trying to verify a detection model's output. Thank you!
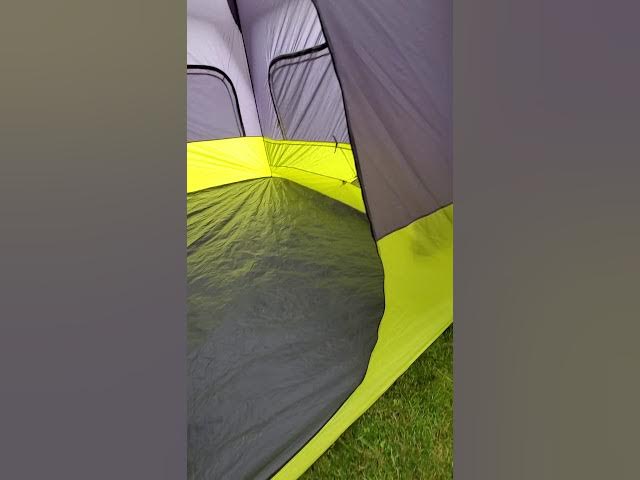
[187, 1, 452, 478]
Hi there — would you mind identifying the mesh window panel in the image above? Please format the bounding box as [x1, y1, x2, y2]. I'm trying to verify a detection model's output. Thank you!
[188, 66, 245, 141]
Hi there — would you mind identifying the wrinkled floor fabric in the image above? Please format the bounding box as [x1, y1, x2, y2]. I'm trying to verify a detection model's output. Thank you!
[187, 177, 384, 479]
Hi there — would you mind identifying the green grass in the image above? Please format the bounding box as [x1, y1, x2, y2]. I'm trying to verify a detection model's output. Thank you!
[302, 326, 453, 480]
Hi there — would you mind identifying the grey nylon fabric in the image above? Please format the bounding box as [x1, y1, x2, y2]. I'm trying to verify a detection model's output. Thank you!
[188, 177, 384, 479]
[187, 69, 244, 141]
[226, 0, 241, 29]
[188, 0, 261, 136]
[270, 46, 348, 142]
[236, 0, 348, 142]
[311, 0, 453, 239]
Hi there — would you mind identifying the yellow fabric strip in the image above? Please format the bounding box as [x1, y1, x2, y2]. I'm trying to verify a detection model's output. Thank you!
[265, 138, 364, 212]
[264, 138, 357, 182]
[187, 137, 270, 193]
[187, 136, 365, 212]
[273, 205, 453, 480]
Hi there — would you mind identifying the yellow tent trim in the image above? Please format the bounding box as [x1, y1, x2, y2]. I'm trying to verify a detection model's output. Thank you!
[263, 137, 357, 182]
[187, 137, 270, 193]
[187, 137, 364, 211]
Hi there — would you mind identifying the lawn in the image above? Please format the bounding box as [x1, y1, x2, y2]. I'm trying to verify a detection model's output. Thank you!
[302, 326, 453, 480]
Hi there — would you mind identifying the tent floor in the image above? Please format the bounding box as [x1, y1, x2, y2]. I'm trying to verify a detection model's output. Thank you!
[187, 177, 384, 479]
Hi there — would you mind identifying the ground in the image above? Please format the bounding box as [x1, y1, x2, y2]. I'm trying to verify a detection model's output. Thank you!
[302, 326, 453, 480]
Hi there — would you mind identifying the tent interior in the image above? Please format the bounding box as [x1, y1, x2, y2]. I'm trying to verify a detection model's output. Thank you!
[187, 1, 452, 479]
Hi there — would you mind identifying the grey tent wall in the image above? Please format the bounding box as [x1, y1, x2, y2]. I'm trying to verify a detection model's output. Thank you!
[269, 44, 348, 142]
[310, 0, 453, 239]
[235, 0, 348, 143]
[187, 66, 245, 141]
[226, 0, 241, 29]
[188, 0, 261, 136]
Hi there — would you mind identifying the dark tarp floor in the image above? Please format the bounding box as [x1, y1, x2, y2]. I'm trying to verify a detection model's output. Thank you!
[187, 177, 384, 479]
